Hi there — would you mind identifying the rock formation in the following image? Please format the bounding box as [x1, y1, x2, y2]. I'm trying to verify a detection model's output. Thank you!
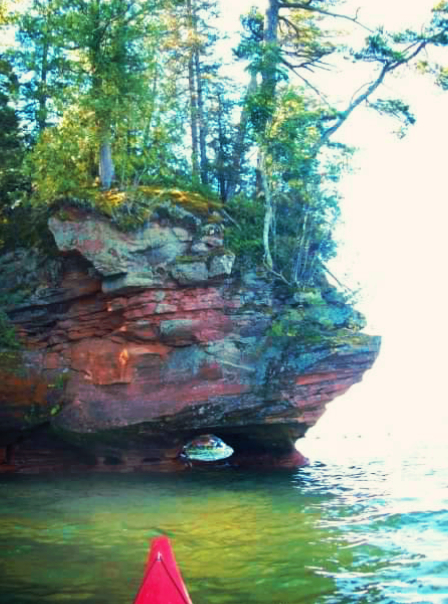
[0, 198, 380, 472]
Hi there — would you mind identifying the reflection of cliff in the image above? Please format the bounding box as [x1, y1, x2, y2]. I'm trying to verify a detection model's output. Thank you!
[0, 202, 380, 472]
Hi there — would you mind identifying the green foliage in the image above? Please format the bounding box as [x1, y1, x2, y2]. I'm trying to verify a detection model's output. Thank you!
[0, 309, 19, 349]
[270, 320, 287, 337]
[355, 29, 405, 63]
[0, 55, 26, 205]
[368, 98, 416, 137]
[48, 372, 69, 390]
[247, 86, 278, 134]
[12, 0, 73, 134]
[281, 8, 335, 66]
[0, 198, 55, 253]
[29, 100, 190, 202]
[271, 190, 340, 282]
[437, 65, 448, 89]
[266, 88, 322, 177]
[0, 54, 22, 166]
[1, 0, 447, 293]
[268, 309, 326, 343]
[0, 1, 7, 25]
[105, 186, 222, 230]
[29, 106, 97, 203]
[0, 53, 42, 252]
[431, 1, 448, 45]
[256, 86, 346, 284]
[224, 194, 265, 266]
[24, 402, 45, 425]
[234, 9, 264, 65]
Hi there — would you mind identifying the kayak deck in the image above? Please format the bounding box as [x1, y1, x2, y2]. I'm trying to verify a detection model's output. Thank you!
[134, 536, 193, 604]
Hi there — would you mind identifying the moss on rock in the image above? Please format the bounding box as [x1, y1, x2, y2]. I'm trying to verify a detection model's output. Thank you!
[54, 186, 222, 232]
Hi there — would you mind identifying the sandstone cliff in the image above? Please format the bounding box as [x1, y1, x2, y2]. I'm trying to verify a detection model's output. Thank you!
[0, 198, 380, 472]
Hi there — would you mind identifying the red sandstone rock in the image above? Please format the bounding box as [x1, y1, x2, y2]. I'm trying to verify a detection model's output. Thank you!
[0, 208, 380, 472]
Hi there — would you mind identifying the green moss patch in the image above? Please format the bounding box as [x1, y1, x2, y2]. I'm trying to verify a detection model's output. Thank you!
[0, 309, 20, 349]
[54, 185, 222, 231]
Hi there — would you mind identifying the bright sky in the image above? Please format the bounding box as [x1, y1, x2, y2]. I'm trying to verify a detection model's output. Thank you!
[219, 0, 448, 445]
[311, 2, 448, 443]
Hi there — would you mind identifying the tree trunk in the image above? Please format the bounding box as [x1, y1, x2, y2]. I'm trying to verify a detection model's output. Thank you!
[260, 153, 273, 269]
[262, 0, 280, 107]
[194, 45, 208, 184]
[88, 1, 115, 189]
[228, 0, 279, 201]
[187, 0, 200, 178]
[293, 206, 310, 282]
[259, 0, 280, 268]
[99, 134, 115, 189]
[265, 0, 279, 52]
[37, 17, 50, 132]
[226, 72, 258, 201]
[215, 91, 227, 201]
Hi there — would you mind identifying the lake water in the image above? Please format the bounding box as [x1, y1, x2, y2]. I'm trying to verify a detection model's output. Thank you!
[1, 428, 447, 604]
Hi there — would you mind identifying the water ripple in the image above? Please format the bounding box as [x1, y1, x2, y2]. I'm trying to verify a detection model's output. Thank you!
[0, 437, 447, 603]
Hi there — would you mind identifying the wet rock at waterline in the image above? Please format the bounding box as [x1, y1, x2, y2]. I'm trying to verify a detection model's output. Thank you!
[0, 199, 380, 472]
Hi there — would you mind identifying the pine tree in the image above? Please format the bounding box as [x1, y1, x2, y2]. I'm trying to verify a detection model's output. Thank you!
[13, 0, 71, 136]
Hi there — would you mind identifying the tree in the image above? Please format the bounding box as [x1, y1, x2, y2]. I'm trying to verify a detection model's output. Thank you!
[0, 51, 50, 252]
[230, 0, 448, 284]
[14, 0, 163, 190]
[272, 1, 448, 146]
[0, 55, 25, 207]
[63, 0, 159, 188]
[206, 79, 242, 201]
[233, 1, 339, 274]
[170, 0, 222, 185]
[12, 0, 72, 136]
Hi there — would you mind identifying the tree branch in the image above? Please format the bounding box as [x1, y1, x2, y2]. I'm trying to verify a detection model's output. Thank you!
[281, 57, 333, 106]
[320, 262, 355, 293]
[278, 1, 374, 33]
[315, 39, 428, 150]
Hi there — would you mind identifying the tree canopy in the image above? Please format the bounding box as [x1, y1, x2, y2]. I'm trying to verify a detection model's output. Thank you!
[1, 0, 447, 286]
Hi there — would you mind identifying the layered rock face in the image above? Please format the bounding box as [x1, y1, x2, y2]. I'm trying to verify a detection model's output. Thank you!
[0, 202, 380, 472]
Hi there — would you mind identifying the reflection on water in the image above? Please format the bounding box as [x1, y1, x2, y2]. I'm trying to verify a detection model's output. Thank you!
[0, 434, 447, 604]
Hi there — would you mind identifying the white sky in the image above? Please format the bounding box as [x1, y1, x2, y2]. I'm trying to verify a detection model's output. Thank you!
[219, 0, 448, 445]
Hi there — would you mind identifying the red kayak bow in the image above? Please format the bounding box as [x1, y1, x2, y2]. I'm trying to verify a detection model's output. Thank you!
[134, 536, 193, 604]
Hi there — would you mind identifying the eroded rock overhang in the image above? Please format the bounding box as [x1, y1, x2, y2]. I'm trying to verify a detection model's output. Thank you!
[0, 202, 380, 471]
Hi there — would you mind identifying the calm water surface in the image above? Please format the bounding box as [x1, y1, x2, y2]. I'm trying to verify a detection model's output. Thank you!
[1, 434, 447, 604]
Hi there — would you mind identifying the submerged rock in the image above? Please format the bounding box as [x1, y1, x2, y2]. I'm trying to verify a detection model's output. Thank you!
[0, 200, 380, 472]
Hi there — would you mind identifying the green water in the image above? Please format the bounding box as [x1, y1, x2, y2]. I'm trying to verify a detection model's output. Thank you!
[1, 434, 447, 604]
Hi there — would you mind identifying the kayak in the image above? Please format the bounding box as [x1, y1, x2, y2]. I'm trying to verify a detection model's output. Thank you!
[133, 536, 193, 604]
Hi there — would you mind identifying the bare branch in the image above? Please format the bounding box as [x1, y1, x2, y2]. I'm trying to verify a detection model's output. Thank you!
[221, 208, 242, 230]
[279, 14, 302, 37]
[281, 52, 333, 72]
[320, 262, 355, 293]
[281, 57, 333, 106]
[265, 265, 292, 284]
[278, 1, 374, 33]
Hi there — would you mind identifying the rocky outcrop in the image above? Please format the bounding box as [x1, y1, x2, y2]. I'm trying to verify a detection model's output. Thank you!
[0, 201, 380, 472]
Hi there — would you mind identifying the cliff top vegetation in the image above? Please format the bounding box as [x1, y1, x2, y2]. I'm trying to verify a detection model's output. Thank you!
[1, 0, 447, 286]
